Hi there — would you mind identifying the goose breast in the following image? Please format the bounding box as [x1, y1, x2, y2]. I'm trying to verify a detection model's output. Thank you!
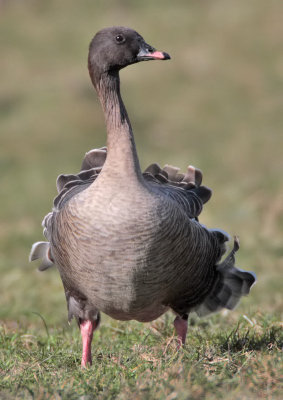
[49, 179, 213, 322]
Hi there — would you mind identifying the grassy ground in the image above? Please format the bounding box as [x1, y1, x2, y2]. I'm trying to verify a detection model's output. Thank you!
[1, 313, 282, 399]
[0, 0, 282, 398]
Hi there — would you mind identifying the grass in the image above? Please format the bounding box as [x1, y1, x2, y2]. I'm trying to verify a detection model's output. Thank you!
[1, 313, 282, 399]
[0, 0, 282, 398]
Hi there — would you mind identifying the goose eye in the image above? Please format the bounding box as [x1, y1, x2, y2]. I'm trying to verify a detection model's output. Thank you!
[115, 34, 125, 44]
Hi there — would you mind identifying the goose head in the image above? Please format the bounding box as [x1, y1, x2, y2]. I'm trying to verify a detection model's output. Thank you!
[88, 26, 170, 86]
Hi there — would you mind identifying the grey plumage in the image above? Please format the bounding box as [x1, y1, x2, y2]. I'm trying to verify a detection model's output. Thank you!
[29, 241, 53, 271]
[193, 237, 256, 316]
[30, 27, 256, 361]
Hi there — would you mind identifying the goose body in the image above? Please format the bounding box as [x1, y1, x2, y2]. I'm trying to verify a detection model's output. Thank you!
[30, 27, 256, 367]
[50, 171, 216, 322]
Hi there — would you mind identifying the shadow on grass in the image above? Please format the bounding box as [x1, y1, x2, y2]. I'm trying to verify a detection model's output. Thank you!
[220, 324, 282, 353]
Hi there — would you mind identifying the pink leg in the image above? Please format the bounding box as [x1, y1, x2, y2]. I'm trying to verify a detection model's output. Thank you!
[80, 319, 98, 368]
[174, 315, 188, 349]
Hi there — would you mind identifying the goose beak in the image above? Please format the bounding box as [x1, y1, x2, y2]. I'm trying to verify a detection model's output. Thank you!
[137, 43, 170, 61]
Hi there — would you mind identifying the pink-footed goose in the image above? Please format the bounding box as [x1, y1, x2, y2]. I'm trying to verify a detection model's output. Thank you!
[30, 27, 256, 367]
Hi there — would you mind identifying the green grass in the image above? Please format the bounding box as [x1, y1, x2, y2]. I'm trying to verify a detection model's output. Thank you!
[0, 0, 282, 398]
[1, 313, 282, 399]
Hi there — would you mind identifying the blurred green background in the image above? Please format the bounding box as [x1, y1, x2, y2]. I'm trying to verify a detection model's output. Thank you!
[0, 0, 282, 327]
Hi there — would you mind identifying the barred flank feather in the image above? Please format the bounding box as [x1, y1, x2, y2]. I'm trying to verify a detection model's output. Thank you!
[193, 237, 256, 317]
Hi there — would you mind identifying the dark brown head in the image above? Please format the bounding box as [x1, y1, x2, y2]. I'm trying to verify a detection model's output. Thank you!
[88, 26, 170, 86]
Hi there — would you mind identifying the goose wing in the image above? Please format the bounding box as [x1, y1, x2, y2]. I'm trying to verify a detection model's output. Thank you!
[143, 163, 211, 219]
[29, 148, 107, 270]
[54, 147, 212, 218]
[30, 147, 211, 269]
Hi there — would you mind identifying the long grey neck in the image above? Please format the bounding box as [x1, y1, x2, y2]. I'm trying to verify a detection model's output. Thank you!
[95, 70, 142, 181]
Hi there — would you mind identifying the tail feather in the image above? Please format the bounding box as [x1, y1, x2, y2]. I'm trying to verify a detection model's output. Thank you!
[29, 241, 54, 271]
[193, 237, 256, 317]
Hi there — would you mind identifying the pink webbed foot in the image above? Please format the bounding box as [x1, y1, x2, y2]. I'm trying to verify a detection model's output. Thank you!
[80, 319, 99, 368]
[174, 315, 188, 349]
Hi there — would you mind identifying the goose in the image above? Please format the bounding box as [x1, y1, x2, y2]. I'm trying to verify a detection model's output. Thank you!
[30, 26, 256, 368]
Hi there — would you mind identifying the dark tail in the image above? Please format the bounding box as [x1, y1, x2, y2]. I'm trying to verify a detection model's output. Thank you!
[193, 237, 256, 317]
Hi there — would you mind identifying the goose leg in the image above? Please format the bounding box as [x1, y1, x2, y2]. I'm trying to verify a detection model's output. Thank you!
[174, 314, 188, 349]
[80, 319, 98, 368]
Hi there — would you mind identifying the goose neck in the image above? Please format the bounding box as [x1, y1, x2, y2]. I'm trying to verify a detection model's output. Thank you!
[96, 71, 142, 180]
